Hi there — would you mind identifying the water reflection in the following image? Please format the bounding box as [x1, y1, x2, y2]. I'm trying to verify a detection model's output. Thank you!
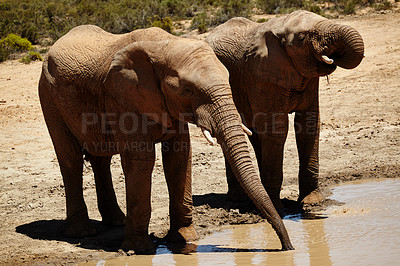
[84, 179, 400, 266]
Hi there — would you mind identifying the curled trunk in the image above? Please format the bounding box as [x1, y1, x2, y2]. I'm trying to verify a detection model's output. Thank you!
[315, 21, 365, 69]
[209, 98, 294, 250]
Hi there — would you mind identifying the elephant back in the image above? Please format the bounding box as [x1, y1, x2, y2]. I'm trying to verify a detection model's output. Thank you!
[206, 17, 256, 63]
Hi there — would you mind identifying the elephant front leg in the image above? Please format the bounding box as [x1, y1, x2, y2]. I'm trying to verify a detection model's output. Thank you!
[294, 110, 324, 207]
[258, 113, 289, 217]
[161, 123, 198, 243]
[120, 146, 156, 254]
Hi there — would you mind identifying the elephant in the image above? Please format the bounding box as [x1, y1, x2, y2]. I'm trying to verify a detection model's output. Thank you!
[38, 25, 294, 253]
[205, 10, 364, 214]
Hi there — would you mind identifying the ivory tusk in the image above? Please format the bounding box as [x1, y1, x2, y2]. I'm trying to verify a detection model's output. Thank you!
[322, 55, 334, 64]
[241, 124, 252, 136]
[202, 128, 215, 145]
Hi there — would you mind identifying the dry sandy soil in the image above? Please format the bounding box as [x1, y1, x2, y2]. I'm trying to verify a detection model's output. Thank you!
[1, 11, 399, 265]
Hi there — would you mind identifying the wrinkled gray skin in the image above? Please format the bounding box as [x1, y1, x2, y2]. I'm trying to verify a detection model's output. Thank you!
[206, 10, 364, 214]
[39, 26, 294, 253]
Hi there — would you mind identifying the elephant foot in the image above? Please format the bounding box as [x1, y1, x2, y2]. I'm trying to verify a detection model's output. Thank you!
[299, 190, 324, 208]
[64, 219, 96, 237]
[101, 208, 126, 227]
[166, 225, 199, 243]
[122, 234, 155, 254]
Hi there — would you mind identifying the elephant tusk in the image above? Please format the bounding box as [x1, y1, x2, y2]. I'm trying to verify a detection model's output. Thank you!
[321, 55, 334, 64]
[202, 128, 215, 145]
[241, 124, 252, 136]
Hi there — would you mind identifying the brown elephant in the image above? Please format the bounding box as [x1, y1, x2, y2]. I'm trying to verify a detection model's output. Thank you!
[38, 26, 294, 253]
[205, 10, 364, 214]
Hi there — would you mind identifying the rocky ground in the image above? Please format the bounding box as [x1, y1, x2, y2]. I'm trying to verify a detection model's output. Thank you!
[0, 11, 399, 265]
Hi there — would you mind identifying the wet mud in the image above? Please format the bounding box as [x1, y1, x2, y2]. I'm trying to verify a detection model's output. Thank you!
[84, 179, 400, 265]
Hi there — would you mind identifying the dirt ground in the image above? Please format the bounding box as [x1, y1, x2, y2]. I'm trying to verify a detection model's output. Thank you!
[0, 11, 399, 265]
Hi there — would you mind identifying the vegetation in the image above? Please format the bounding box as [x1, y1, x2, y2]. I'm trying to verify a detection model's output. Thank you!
[0, 33, 32, 62]
[0, 0, 396, 62]
[19, 51, 43, 64]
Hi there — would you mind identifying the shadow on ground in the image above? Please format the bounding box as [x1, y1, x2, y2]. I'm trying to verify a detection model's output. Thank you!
[16, 219, 124, 252]
[193, 193, 306, 217]
[15, 194, 335, 254]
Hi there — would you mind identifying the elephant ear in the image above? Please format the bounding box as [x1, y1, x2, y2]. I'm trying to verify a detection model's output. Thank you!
[104, 42, 172, 128]
[250, 31, 303, 89]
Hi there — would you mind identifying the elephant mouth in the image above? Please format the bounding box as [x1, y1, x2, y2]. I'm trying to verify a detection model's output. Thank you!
[314, 54, 338, 77]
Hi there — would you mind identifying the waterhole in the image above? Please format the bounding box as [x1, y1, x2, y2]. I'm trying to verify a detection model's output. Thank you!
[85, 178, 400, 265]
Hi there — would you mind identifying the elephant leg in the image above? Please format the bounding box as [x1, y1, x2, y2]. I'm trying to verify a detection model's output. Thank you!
[258, 114, 289, 216]
[120, 146, 155, 254]
[89, 155, 125, 226]
[226, 127, 261, 202]
[43, 110, 95, 237]
[162, 123, 198, 242]
[295, 110, 324, 206]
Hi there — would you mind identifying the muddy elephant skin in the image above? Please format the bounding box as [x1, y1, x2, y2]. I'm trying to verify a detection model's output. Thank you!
[206, 10, 364, 213]
[39, 26, 294, 253]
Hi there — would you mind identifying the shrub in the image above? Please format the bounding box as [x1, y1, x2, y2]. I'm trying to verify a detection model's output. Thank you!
[191, 12, 208, 33]
[257, 18, 268, 23]
[0, 33, 32, 62]
[0, 44, 9, 62]
[0, 33, 32, 52]
[256, 0, 304, 14]
[19, 51, 43, 64]
[22, 25, 39, 44]
[374, 1, 392, 10]
[343, 0, 357, 14]
[148, 15, 173, 33]
[161, 0, 187, 18]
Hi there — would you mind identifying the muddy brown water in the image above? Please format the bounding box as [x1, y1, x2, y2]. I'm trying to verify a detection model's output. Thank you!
[83, 179, 400, 265]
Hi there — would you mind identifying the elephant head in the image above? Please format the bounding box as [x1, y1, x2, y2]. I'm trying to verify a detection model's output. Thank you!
[268, 11, 365, 82]
[209, 10, 364, 90]
[103, 36, 294, 250]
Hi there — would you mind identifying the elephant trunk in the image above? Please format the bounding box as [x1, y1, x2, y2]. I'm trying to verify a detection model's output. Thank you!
[315, 21, 364, 69]
[196, 92, 294, 251]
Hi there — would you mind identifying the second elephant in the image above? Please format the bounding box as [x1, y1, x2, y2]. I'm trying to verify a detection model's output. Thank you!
[206, 10, 364, 214]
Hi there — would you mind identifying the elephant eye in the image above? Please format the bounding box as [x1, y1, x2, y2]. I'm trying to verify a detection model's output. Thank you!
[297, 33, 306, 44]
[180, 88, 194, 97]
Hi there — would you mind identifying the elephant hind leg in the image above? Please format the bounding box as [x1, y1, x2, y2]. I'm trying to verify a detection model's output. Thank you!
[89, 155, 126, 226]
[42, 108, 95, 237]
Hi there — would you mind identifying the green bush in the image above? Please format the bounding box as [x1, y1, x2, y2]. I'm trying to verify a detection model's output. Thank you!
[343, 0, 357, 14]
[191, 12, 208, 33]
[0, 33, 32, 51]
[0, 33, 32, 62]
[19, 51, 43, 64]
[212, 0, 252, 25]
[148, 15, 174, 33]
[374, 1, 392, 10]
[161, 0, 187, 18]
[257, 0, 304, 14]
[0, 44, 9, 62]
